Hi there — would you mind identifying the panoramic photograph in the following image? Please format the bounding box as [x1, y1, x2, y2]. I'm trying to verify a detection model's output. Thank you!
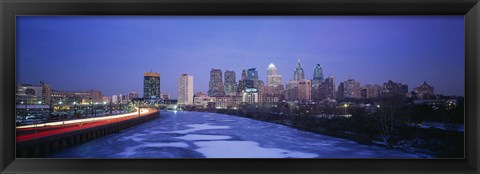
[15, 16, 464, 158]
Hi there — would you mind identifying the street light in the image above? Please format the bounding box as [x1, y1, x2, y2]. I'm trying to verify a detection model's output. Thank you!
[21, 101, 27, 123]
[35, 101, 42, 137]
[73, 102, 77, 118]
[89, 101, 93, 117]
[57, 101, 64, 120]
[344, 103, 349, 115]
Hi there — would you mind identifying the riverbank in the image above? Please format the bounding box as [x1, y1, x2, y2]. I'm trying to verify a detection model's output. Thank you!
[181, 108, 458, 158]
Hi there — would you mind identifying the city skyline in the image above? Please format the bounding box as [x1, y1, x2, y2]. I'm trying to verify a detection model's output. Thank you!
[17, 16, 464, 97]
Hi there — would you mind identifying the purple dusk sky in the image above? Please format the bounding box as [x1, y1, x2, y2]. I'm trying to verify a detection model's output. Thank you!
[16, 16, 464, 98]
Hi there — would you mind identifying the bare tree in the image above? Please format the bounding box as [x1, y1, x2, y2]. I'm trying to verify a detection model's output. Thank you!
[369, 96, 405, 146]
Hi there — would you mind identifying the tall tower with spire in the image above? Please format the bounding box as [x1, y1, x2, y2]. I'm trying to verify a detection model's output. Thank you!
[293, 59, 305, 81]
[286, 59, 311, 101]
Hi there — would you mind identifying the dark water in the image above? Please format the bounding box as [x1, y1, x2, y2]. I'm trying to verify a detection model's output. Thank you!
[49, 111, 430, 158]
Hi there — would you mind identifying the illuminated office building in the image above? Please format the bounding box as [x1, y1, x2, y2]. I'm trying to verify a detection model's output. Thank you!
[178, 74, 194, 105]
[267, 63, 282, 86]
[208, 69, 224, 97]
[338, 79, 361, 99]
[293, 59, 305, 81]
[297, 79, 312, 101]
[143, 72, 161, 100]
[224, 70, 237, 96]
[312, 64, 324, 86]
[242, 68, 260, 104]
[324, 76, 336, 99]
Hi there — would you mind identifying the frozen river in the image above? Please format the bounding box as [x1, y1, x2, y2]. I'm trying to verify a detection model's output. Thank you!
[49, 111, 430, 158]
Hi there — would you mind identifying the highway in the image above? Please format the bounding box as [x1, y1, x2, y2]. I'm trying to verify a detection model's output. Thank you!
[16, 108, 155, 143]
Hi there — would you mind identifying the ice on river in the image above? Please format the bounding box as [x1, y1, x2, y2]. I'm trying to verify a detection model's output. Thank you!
[159, 123, 231, 134]
[176, 134, 232, 141]
[195, 140, 318, 158]
[48, 111, 431, 158]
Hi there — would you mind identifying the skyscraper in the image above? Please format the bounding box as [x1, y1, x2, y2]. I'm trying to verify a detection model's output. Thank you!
[312, 64, 324, 86]
[246, 68, 259, 88]
[345, 79, 361, 99]
[258, 80, 266, 103]
[265, 63, 285, 103]
[178, 74, 194, 105]
[224, 70, 237, 96]
[286, 60, 310, 102]
[297, 79, 312, 101]
[237, 69, 248, 93]
[293, 59, 305, 81]
[311, 64, 324, 101]
[208, 69, 224, 97]
[241, 68, 260, 104]
[267, 63, 282, 86]
[241, 69, 248, 80]
[325, 76, 336, 99]
[311, 84, 322, 101]
[285, 80, 299, 101]
[337, 79, 361, 99]
[143, 72, 160, 100]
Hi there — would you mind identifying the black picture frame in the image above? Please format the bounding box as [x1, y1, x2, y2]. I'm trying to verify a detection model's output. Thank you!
[1, 0, 479, 173]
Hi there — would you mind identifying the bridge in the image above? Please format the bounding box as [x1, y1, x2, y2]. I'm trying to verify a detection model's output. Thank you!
[16, 107, 160, 158]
